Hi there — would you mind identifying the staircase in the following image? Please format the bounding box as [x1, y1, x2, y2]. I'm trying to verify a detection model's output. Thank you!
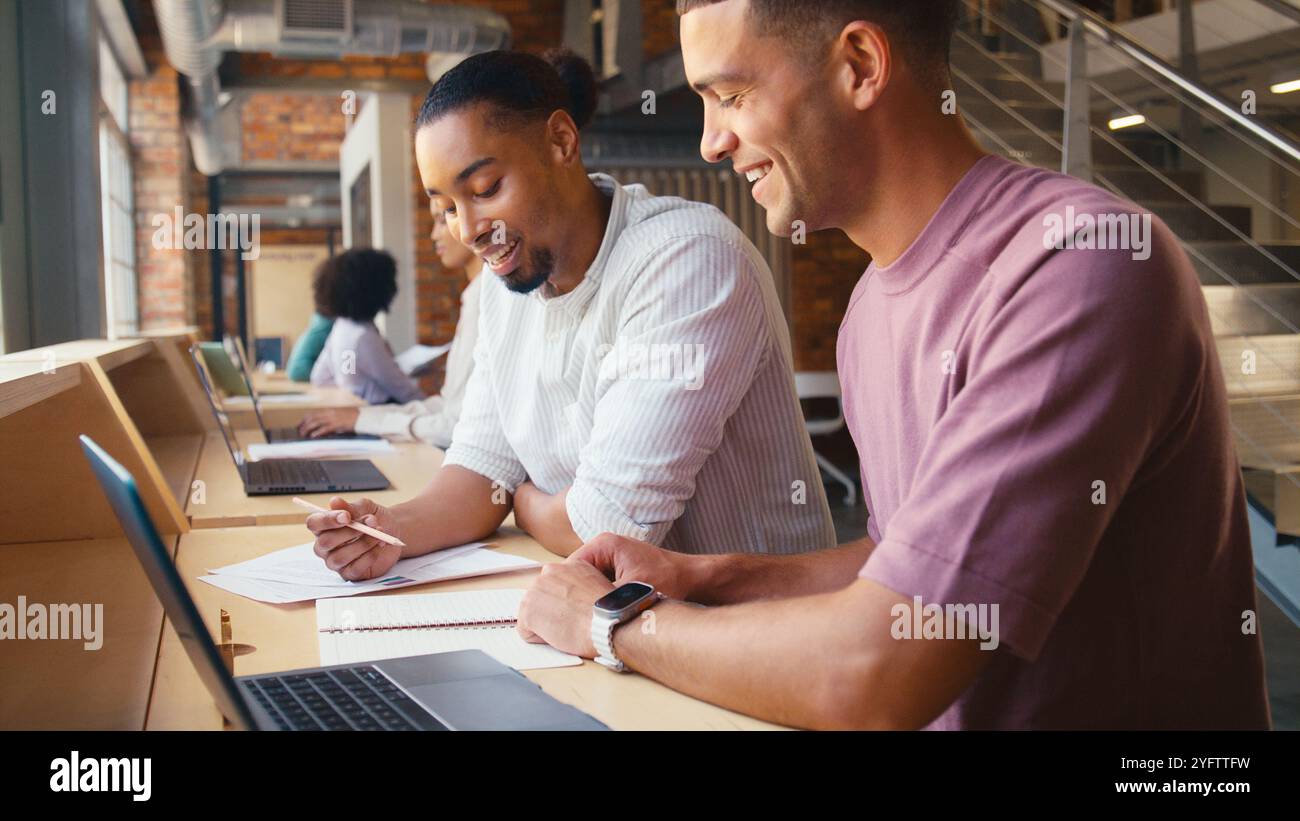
[948, 19, 1300, 624]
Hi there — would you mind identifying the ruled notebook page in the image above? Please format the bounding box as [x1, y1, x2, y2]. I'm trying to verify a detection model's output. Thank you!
[317, 589, 525, 631]
[316, 589, 581, 671]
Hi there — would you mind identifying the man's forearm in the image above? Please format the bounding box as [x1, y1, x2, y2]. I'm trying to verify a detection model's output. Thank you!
[685, 537, 876, 605]
[391, 465, 511, 555]
[609, 576, 986, 730]
[611, 584, 881, 729]
[518, 485, 584, 556]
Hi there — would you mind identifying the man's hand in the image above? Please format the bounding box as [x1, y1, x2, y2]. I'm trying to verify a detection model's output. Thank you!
[517, 560, 615, 657]
[298, 408, 361, 438]
[570, 532, 702, 601]
[305, 496, 403, 580]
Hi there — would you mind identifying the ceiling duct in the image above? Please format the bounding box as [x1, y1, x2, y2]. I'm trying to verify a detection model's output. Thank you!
[153, 0, 510, 174]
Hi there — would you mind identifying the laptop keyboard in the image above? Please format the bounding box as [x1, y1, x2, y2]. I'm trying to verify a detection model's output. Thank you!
[246, 666, 450, 731]
[247, 458, 332, 487]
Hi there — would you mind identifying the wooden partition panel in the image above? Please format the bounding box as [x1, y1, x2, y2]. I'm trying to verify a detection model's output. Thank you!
[131, 328, 208, 403]
[0, 536, 169, 729]
[0, 361, 188, 543]
[107, 337, 213, 437]
[2, 337, 212, 517]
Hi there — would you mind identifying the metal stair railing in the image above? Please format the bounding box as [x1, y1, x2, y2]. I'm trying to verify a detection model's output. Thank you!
[956, 0, 1300, 514]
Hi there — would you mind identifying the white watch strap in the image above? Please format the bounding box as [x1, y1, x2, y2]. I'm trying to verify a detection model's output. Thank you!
[590, 612, 625, 672]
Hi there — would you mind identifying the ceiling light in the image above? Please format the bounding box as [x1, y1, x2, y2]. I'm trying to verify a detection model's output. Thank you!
[1107, 113, 1146, 130]
[1270, 78, 1300, 94]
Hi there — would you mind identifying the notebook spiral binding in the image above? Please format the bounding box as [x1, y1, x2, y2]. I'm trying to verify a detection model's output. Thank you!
[320, 619, 518, 633]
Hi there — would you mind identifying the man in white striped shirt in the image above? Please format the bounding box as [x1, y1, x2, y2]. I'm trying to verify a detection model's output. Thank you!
[306, 48, 835, 577]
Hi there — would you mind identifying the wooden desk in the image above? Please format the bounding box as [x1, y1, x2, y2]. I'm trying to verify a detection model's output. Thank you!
[0, 536, 174, 729]
[187, 431, 442, 528]
[146, 524, 779, 730]
[249, 369, 312, 395]
[222, 386, 364, 429]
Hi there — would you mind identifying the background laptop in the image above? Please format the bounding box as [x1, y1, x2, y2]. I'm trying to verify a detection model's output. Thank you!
[195, 341, 249, 396]
[78, 435, 607, 732]
[189, 345, 390, 495]
[225, 335, 379, 444]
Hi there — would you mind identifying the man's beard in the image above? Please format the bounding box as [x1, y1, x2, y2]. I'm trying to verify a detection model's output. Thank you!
[501, 246, 555, 294]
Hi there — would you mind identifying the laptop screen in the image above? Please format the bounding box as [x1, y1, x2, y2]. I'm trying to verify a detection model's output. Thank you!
[189, 344, 246, 470]
[78, 434, 258, 731]
[226, 335, 273, 441]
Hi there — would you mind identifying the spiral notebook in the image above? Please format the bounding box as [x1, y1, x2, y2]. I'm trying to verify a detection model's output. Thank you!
[316, 589, 582, 671]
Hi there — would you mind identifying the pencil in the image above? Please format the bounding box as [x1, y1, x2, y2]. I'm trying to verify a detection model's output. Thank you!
[292, 497, 408, 548]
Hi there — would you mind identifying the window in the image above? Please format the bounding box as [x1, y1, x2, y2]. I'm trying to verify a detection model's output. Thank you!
[99, 36, 136, 339]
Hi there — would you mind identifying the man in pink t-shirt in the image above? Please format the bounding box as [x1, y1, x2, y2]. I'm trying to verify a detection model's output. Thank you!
[834, 153, 1266, 728]
[515, 0, 1271, 730]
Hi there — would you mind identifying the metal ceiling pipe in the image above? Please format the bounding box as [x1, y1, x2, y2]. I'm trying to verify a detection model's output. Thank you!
[207, 0, 510, 58]
[153, 0, 226, 173]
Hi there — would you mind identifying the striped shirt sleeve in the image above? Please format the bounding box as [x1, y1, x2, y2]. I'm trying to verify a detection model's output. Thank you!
[354, 396, 448, 445]
[441, 308, 528, 492]
[566, 234, 769, 544]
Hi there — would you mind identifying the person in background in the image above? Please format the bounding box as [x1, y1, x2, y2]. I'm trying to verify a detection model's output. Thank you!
[309, 248, 424, 405]
[285, 308, 334, 382]
[299, 212, 483, 447]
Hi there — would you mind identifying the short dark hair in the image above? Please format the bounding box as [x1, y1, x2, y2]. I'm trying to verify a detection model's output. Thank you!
[415, 48, 598, 133]
[312, 248, 398, 322]
[677, 0, 960, 85]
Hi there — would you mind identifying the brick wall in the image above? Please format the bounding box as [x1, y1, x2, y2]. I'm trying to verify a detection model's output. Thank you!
[791, 231, 868, 371]
[232, 52, 430, 87]
[240, 93, 348, 164]
[459, 0, 565, 52]
[643, 1, 681, 60]
[129, 3, 192, 331]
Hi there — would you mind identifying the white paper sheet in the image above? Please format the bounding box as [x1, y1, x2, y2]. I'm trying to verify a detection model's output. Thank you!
[395, 343, 453, 376]
[245, 439, 395, 461]
[199, 542, 539, 604]
[225, 393, 319, 406]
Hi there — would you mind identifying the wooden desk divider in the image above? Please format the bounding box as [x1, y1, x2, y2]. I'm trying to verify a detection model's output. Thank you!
[128, 326, 207, 404]
[0, 532, 170, 729]
[0, 336, 208, 728]
[0, 344, 196, 543]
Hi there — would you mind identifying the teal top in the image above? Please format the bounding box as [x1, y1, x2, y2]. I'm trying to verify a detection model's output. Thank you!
[286, 313, 334, 382]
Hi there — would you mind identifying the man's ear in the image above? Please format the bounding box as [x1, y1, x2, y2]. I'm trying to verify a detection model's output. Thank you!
[834, 21, 891, 112]
[545, 110, 582, 166]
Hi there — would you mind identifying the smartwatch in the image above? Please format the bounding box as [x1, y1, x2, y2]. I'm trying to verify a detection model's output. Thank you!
[590, 581, 663, 672]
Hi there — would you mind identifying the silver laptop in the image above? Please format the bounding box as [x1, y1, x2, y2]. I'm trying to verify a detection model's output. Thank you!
[79, 434, 607, 732]
[189, 344, 390, 495]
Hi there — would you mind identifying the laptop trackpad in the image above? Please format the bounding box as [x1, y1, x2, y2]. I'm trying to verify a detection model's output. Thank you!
[380, 649, 508, 684]
[409, 677, 585, 730]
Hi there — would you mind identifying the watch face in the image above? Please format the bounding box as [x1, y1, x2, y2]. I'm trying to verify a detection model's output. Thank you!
[594, 582, 654, 615]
